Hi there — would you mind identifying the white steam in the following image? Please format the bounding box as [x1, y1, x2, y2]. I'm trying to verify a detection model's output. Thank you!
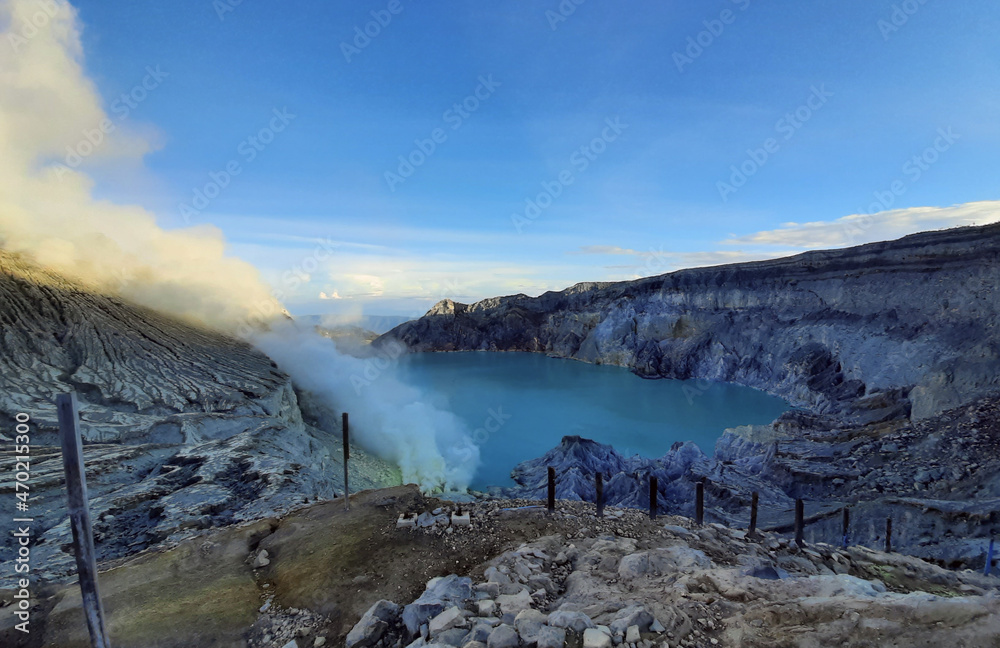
[253, 323, 480, 492]
[0, 0, 480, 492]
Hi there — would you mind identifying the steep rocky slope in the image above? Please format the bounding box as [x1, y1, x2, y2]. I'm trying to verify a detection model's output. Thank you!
[377, 225, 1000, 565]
[0, 251, 397, 586]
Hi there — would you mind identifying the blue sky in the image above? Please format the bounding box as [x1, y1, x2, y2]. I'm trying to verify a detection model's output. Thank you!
[56, 0, 1000, 316]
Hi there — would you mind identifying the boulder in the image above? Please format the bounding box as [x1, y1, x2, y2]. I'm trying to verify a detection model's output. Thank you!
[403, 576, 474, 636]
[547, 610, 595, 633]
[582, 628, 611, 648]
[346, 599, 401, 648]
[486, 624, 520, 648]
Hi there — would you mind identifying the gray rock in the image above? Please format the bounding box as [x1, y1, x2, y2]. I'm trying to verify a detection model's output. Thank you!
[582, 628, 612, 648]
[536, 626, 566, 648]
[436, 628, 471, 647]
[346, 600, 401, 648]
[486, 624, 520, 648]
[403, 576, 474, 636]
[610, 606, 654, 635]
[548, 610, 596, 633]
[496, 589, 532, 616]
[429, 607, 467, 636]
[467, 622, 494, 644]
[513, 609, 546, 643]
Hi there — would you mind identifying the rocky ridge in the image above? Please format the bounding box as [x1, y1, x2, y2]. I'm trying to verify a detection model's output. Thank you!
[380, 224, 1000, 421]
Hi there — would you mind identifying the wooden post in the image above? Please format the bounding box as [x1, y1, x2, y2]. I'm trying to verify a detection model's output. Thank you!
[547, 467, 556, 514]
[885, 517, 892, 553]
[57, 393, 111, 648]
[649, 476, 658, 520]
[595, 472, 604, 518]
[842, 507, 850, 548]
[748, 491, 758, 537]
[695, 481, 705, 525]
[794, 499, 805, 548]
[342, 412, 350, 511]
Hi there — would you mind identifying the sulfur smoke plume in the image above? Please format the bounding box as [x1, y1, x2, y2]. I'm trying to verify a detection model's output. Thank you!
[253, 324, 479, 492]
[0, 0, 479, 492]
[0, 0, 283, 331]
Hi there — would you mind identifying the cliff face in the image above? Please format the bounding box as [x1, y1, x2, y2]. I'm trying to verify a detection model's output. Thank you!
[381, 224, 1000, 422]
[377, 225, 1000, 564]
[0, 251, 396, 586]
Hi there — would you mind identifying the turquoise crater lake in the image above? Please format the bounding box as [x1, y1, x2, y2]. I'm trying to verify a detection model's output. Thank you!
[391, 351, 790, 490]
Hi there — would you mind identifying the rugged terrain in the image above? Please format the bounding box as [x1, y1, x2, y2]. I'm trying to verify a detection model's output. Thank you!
[379, 224, 1000, 566]
[4, 485, 997, 648]
[0, 250, 397, 586]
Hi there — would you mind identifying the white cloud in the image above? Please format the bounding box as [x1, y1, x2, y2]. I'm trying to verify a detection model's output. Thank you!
[318, 291, 341, 300]
[723, 201, 1000, 249]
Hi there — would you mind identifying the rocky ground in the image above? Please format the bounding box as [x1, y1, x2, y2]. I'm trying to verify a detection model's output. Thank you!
[9, 485, 996, 647]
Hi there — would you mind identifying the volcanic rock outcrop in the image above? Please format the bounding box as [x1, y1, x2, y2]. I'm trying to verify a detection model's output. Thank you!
[0, 251, 396, 586]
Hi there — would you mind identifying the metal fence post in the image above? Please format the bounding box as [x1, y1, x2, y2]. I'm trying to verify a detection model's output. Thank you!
[342, 412, 350, 511]
[695, 481, 705, 525]
[649, 476, 658, 520]
[595, 472, 604, 518]
[794, 499, 805, 548]
[547, 467, 556, 514]
[57, 393, 111, 648]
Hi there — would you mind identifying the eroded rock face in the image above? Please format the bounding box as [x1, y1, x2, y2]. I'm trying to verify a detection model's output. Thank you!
[0, 251, 396, 586]
[378, 224, 1000, 420]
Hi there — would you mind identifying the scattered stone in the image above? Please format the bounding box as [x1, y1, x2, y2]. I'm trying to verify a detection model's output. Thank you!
[253, 549, 271, 569]
[548, 610, 595, 632]
[496, 589, 532, 616]
[583, 628, 612, 648]
[346, 600, 401, 648]
[429, 607, 466, 636]
[536, 625, 566, 648]
[486, 624, 520, 648]
[513, 608, 547, 643]
[625, 625, 640, 644]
